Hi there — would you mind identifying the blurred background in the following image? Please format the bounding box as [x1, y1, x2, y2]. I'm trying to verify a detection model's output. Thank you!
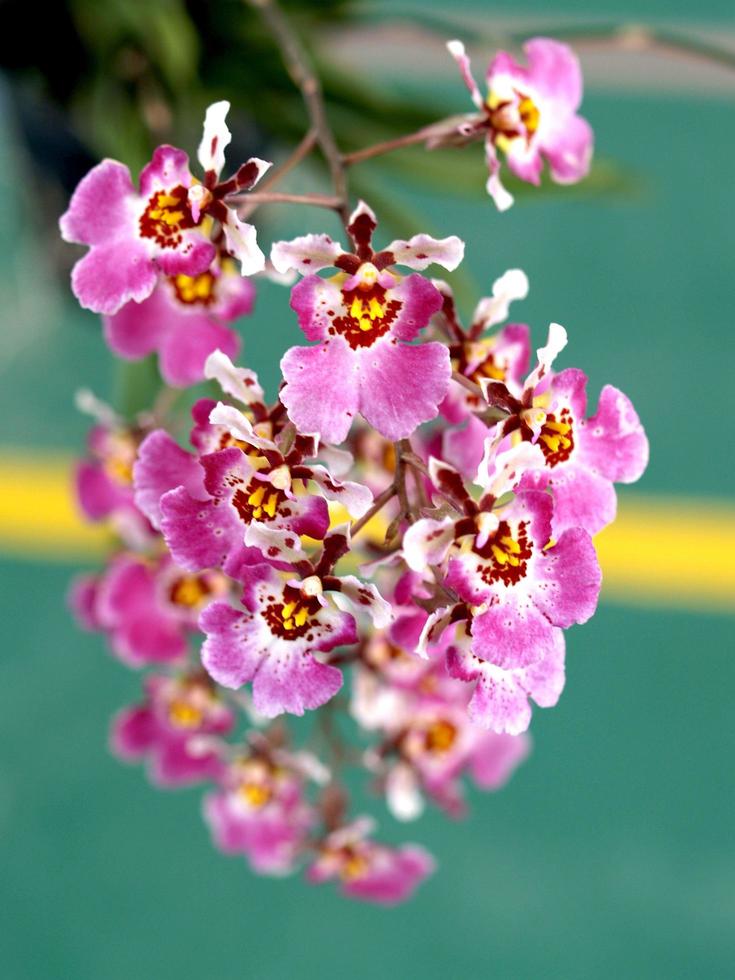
[0, 0, 733, 977]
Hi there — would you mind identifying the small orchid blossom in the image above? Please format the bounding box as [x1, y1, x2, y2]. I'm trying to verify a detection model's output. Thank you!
[307, 818, 435, 905]
[447, 38, 593, 210]
[60, 101, 271, 314]
[444, 617, 567, 735]
[401, 443, 600, 731]
[480, 323, 649, 534]
[103, 253, 254, 386]
[75, 419, 154, 548]
[353, 639, 530, 818]
[272, 202, 464, 443]
[204, 752, 316, 874]
[111, 672, 233, 786]
[131, 351, 373, 573]
[432, 270, 531, 477]
[199, 564, 357, 718]
[73, 552, 229, 668]
[61, 30, 649, 906]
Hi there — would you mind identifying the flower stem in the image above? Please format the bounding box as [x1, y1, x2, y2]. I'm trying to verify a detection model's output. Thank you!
[245, 0, 349, 226]
[341, 127, 434, 166]
[234, 190, 344, 211]
[350, 484, 397, 538]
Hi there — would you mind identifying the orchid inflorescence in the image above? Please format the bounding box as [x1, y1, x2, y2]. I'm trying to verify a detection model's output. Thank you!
[64, 17, 647, 906]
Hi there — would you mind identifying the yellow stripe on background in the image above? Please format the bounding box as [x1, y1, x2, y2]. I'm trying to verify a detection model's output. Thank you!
[0, 452, 732, 614]
[595, 497, 735, 612]
[0, 453, 110, 560]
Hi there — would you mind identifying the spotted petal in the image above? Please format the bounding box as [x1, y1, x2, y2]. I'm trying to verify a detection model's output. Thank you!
[471, 269, 529, 331]
[271, 234, 344, 275]
[198, 100, 232, 177]
[384, 233, 465, 272]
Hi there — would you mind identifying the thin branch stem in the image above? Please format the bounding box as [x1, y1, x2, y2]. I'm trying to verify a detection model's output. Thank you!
[237, 129, 318, 219]
[257, 128, 317, 195]
[246, 0, 349, 225]
[350, 484, 397, 538]
[234, 190, 343, 212]
[394, 440, 412, 519]
[451, 370, 483, 399]
[342, 127, 433, 166]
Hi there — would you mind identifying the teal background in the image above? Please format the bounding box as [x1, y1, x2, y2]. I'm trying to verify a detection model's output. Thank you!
[1, 1, 734, 977]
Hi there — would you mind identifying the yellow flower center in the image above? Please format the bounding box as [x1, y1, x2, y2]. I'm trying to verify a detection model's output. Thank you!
[238, 781, 272, 808]
[139, 184, 196, 248]
[518, 96, 540, 135]
[168, 700, 204, 729]
[171, 270, 216, 306]
[169, 575, 211, 608]
[424, 719, 458, 754]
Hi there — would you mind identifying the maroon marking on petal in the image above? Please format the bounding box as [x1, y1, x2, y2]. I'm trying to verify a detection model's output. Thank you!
[432, 461, 474, 513]
[347, 210, 377, 260]
[139, 184, 197, 248]
[473, 519, 532, 587]
[262, 585, 323, 640]
[334, 253, 361, 274]
[231, 478, 287, 524]
[535, 408, 575, 467]
[236, 161, 260, 189]
[333, 283, 400, 350]
[372, 250, 394, 270]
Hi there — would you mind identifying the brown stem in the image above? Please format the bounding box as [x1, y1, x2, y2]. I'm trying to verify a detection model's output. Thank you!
[349, 484, 397, 538]
[342, 127, 434, 166]
[246, 0, 349, 226]
[451, 370, 483, 399]
[394, 440, 412, 519]
[234, 190, 343, 212]
[237, 129, 318, 219]
[256, 128, 317, 195]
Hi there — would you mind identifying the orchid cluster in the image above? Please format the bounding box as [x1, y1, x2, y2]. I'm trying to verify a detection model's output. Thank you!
[65, 29, 647, 905]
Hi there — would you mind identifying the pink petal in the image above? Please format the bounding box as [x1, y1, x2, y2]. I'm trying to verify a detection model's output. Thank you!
[388, 274, 444, 342]
[531, 526, 601, 628]
[110, 705, 157, 758]
[160, 485, 244, 572]
[271, 234, 344, 275]
[154, 231, 216, 277]
[251, 649, 344, 718]
[139, 145, 193, 196]
[342, 846, 435, 905]
[525, 37, 583, 110]
[102, 284, 171, 359]
[60, 159, 137, 246]
[70, 237, 158, 315]
[133, 429, 206, 530]
[289, 274, 343, 341]
[520, 462, 618, 536]
[470, 731, 531, 789]
[470, 591, 560, 669]
[280, 338, 360, 444]
[543, 114, 593, 184]
[579, 384, 649, 484]
[199, 602, 264, 688]
[158, 315, 240, 387]
[357, 339, 451, 441]
[75, 461, 130, 520]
